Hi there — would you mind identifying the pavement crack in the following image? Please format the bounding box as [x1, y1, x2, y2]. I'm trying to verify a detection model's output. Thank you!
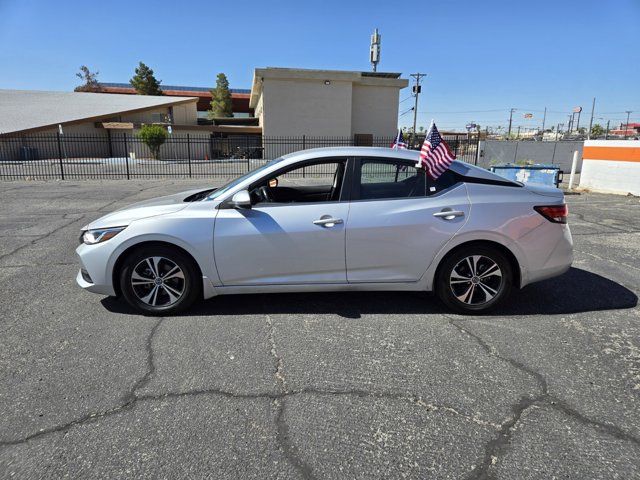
[125, 318, 163, 402]
[549, 399, 640, 446]
[274, 398, 316, 480]
[265, 313, 287, 392]
[448, 317, 548, 392]
[0, 318, 164, 448]
[0, 214, 85, 262]
[263, 309, 315, 479]
[448, 317, 640, 479]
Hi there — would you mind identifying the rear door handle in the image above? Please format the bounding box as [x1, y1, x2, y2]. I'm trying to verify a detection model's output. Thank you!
[313, 217, 343, 227]
[433, 210, 465, 220]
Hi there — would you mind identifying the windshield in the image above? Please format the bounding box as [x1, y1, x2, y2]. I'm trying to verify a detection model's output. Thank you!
[205, 159, 283, 201]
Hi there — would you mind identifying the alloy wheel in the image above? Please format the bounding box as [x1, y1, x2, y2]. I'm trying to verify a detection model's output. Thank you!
[449, 255, 503, 306]
[130, 256, 185, 307]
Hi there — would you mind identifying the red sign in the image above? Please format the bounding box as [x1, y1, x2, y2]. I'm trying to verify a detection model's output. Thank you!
[573, 106, 582, 113]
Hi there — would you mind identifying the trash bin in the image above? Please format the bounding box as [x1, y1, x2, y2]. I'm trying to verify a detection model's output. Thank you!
[489, 164, 563, 187]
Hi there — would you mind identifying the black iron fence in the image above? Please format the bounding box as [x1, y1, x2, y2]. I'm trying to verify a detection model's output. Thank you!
[0, 133, 479, 181]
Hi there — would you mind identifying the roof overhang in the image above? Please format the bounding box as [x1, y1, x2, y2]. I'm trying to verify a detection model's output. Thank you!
[0, 90, 198, 135]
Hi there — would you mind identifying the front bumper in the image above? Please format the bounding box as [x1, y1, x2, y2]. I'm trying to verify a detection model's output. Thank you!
[75, 243, 117, 296]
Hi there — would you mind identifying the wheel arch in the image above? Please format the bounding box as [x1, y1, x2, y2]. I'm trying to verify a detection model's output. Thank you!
[433, 239, 522, 290]
[111, 240, 204, 298]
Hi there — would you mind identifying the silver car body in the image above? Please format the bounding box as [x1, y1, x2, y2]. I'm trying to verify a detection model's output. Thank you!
[76, 147, 573, 299]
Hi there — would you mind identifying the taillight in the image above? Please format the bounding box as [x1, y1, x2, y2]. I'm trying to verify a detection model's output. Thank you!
[534, 204, 568, 224]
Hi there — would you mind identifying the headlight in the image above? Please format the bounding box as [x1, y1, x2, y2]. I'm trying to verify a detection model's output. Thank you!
[81, 226, 126, 245]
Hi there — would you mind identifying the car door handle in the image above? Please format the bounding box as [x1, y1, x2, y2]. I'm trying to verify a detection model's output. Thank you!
[433, 210, 465, 220]
[313, 217, 343, 227]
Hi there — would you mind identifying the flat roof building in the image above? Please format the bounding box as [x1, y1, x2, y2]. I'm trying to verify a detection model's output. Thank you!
[250, 67, 408, 137]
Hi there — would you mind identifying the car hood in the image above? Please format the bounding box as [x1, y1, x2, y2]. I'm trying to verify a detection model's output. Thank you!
[83, 188, 209, 229]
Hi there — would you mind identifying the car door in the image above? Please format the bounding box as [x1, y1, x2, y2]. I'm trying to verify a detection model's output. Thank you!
[346, 157, 470, 283]
[213, 158, 351, 286]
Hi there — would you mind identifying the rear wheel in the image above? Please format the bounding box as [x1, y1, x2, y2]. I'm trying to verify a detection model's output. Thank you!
[119, 246, 201, 315]
[436, 245, 513, 314]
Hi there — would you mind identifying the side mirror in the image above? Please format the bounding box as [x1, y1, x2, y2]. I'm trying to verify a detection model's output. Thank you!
[229, 190, 252, 209]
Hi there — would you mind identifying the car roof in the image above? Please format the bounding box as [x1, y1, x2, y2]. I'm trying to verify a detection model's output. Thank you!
[280, 147, 514, 184]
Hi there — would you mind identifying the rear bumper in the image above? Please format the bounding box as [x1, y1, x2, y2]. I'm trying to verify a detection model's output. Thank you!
[521, 224, 573, 287]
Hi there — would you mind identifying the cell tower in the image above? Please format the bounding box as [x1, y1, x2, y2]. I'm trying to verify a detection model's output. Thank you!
[370, 28, 381, 72]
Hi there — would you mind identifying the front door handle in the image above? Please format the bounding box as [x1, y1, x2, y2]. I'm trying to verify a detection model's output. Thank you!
[433, 210, 465, 220]
[313, 216, 343, 227]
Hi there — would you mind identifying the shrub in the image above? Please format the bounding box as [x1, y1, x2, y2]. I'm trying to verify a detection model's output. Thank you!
[138, 124, 168, 160]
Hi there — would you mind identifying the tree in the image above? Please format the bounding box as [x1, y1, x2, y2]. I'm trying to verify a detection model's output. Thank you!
[130, 62, 163, 95]
[138, 124, 167, 159]
[590, 123, 605, 138]
[208, 73, 233, 118]
[74, 65, 101, 92]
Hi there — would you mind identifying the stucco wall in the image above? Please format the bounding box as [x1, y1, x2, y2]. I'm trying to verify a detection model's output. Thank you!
[169, 102, 198, 125]
[351, 84, 399, 137]
[261, 78, 352, 137]
[580, 140, 640, 195]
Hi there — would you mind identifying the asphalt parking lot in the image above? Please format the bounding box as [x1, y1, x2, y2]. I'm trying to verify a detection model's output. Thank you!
[0, 179, 638, 479]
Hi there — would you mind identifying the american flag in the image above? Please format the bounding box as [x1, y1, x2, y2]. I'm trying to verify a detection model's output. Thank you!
[391, 129, 407, 149]
[417, 123, 456, 179]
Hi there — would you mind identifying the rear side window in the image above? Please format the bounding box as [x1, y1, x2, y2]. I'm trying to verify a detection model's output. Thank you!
[357, 158, 459, 200]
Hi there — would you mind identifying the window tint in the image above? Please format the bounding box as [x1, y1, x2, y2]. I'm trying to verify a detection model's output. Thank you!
[358, 159, 458, 200]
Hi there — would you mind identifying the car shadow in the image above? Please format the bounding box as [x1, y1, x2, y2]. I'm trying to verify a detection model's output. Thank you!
[101, 267, 637, 318]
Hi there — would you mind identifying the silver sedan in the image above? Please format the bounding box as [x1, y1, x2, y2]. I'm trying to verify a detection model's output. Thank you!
[76, 147, 573, 314]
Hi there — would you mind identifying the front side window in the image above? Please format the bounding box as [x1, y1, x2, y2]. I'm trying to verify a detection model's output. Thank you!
[357, 158, 458, 200]
[250, 159, 347, 205]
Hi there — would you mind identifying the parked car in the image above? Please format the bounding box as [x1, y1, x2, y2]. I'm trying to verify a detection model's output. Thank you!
[76, 147, 573, 315]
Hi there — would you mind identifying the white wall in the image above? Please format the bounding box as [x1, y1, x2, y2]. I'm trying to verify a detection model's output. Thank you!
[262, 78, 352, 137]
[580, 140, 640, 195]
[351, 84, 399, 137]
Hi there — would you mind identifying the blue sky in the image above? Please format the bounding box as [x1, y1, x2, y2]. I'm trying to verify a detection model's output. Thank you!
[1, 0, 638, 131]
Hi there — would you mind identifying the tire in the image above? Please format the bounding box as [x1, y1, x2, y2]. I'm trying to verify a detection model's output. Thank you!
[119, 245, 201, 316]
[435, 245, 513, 314]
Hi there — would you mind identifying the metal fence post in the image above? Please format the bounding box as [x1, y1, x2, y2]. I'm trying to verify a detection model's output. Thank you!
[246, 135, 250, 172]
[123, 133, 130, 180]
[187, 134, 192, 178]
[302, 135, 306, 177]
[56, 131, 65, 180]
[107, 129, 113, 158]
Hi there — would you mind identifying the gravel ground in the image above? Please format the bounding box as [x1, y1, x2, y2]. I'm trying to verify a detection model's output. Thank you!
[0, 179, 638, 479]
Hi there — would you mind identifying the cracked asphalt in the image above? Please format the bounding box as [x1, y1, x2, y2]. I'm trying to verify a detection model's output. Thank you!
[0, 179, 639, 479]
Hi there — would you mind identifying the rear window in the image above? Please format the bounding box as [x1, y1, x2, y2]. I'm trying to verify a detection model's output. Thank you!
[357, 158, 459, 200]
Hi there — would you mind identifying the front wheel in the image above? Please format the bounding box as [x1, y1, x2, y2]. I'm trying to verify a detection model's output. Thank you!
[119, 246, 201, 315]
[436, 246, 513, 314]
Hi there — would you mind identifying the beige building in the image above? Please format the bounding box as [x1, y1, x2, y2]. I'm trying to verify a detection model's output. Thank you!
[250, 68, 408, 137]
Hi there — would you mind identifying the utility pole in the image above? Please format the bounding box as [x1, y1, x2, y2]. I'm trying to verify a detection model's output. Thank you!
[576, 110, 581, 132]
[625, 111, 632, 139]
[568, 114, 573, 133]
[541, 107, 547, 135]
[507, 108, 516, 137]
[516, 125, 521, 139]
[605, 120, 610, 140]
[587, 97, 596, 139]
[555, 123, 561, 141]
[410, 73, 426, 146]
